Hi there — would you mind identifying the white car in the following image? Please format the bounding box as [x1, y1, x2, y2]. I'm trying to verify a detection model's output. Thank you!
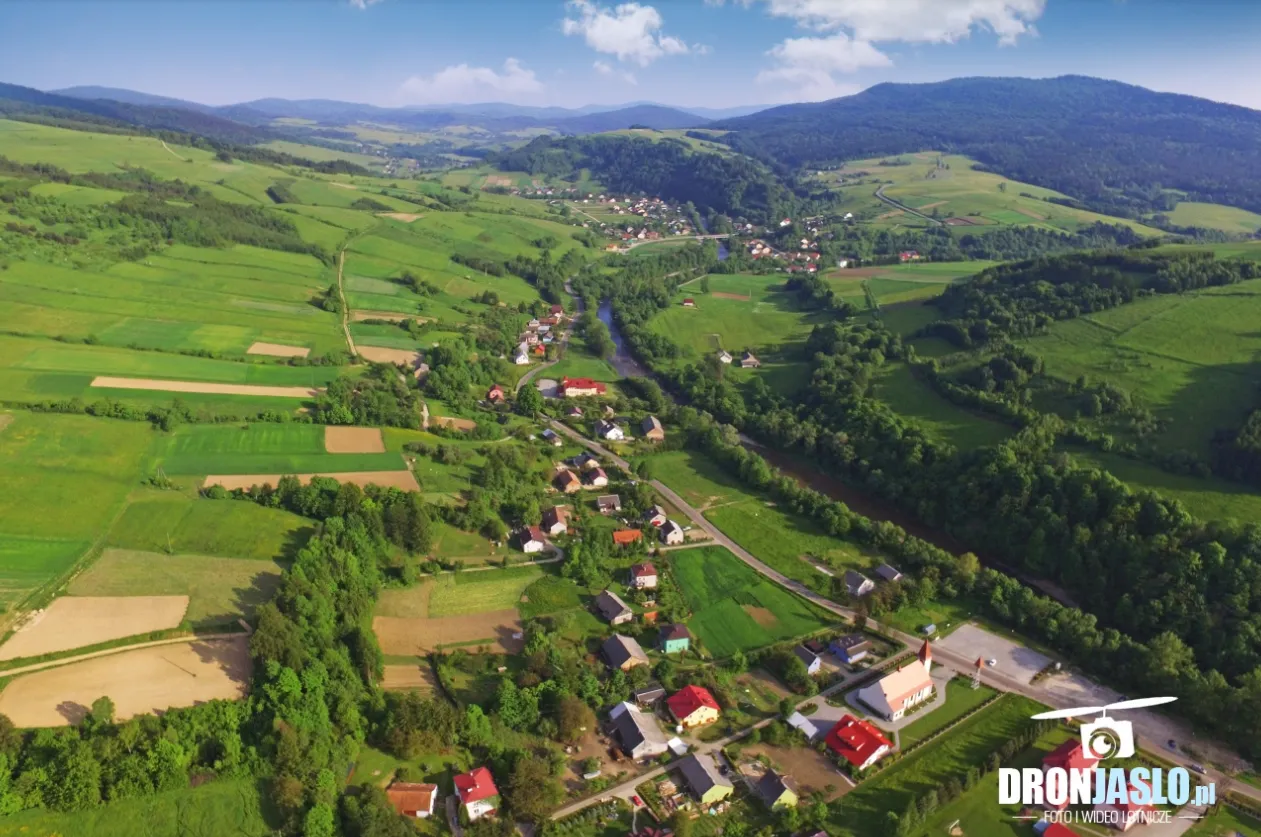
[987, 658, 998, 667]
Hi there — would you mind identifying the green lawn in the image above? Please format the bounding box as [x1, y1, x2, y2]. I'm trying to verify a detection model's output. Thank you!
[0, 778, 277, 837]
[1186, 805, 1261, 837]
[1160, 201, 1261, 235]
[649, 449, 751, 509]
[106, 493, 314, 561]
[832, 694, 1047, 837]
[428, 566, 543, 616]
[899, 680, 999, 747]
[669, 546, 836, 657]
[875, 363, 1013, 450]
[68, 548, 285, 626]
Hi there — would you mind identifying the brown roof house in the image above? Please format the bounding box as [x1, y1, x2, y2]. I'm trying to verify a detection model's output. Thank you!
[602, 634, 650, 671]
[595, 589, 633, 625]
[641, 415, 665, 442]
[554, 469, 582, 494]
[386, 782, 438, 819]
[541, 505, 569, 537]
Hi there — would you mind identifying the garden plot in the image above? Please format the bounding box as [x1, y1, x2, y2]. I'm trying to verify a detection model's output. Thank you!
[245, 342, 310, 358]
[0, 595, 189, 661]
[324, 426, 385, 453]
[373, 612, 524, 655]
[0, 636, 250, 727]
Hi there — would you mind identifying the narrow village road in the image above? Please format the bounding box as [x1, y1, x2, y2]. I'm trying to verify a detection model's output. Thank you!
[874, 184, 942, 226]
[545, 421, 1261, 812]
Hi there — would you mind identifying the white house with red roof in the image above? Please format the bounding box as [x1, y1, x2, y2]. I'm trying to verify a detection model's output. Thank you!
[454, 766, 499, 821]
[562, 377, 607, 398]
[630, 562, 658, 589]
[855, 640, 934, 721]
[825, 714, 893, 771]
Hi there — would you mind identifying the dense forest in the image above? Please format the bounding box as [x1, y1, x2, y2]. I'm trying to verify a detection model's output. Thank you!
[489, 135, 800, 222]
[712, 75, 1261, 219]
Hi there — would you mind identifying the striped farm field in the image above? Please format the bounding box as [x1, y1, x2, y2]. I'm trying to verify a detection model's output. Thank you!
[150, 424, 404, 475]
[106, 493, 313, 561]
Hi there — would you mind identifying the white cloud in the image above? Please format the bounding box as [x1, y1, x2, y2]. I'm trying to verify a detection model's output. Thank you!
[756, 32, 889, 100]
[752, 0, 1046, 100]
[348, 0, 384, 9]
[594, 60, 638, 85]
[399, 58, 543, 104]
[762, 0, 1046, 45]
[562, 1, 694, 66]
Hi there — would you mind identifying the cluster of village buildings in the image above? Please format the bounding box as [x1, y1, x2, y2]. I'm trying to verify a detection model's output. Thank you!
[512, 304, 567, 365]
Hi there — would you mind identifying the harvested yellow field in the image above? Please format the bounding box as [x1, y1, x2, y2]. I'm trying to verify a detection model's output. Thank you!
[381, 664, 437, 692]
[432, 415, 477, 431]
[203, 470, 420, 491]
[374, 611, 524, 655]
[357, 346, 421, 365]
[0, 637, 251, 727]
[246, 341, 311, 358]
[378, 212, 424, 222]
[91, 376, 320, 398]
[0, 595, 189, 661]
[325, 426, 386, 453]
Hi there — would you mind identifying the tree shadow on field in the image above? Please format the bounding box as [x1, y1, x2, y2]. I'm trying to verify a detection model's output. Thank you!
[1154, 359, 1261, 454]
[187, 638, 252, 684]
[279, 526, 316, 561]
[224, 571, 285, 627]
[56, 700, 89, 725]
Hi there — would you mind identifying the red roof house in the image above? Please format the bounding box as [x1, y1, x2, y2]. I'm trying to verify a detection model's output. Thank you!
[666, 685, 721, 727]
[454, 766, 499, 821]
[562, 377, 608, 397]
[1042, 740, 1097, 810]
[549, 304, 564, 316]
[613, 529, 644, 545]
[682, 298, 695, 307]
[825, 715, 893, 771]
[486, 384, 505, 403]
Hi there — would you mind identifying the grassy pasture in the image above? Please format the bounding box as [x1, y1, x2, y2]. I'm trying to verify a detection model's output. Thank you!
[150, 423, 404, 475]
[0, 777, 277, 837]
[1185, 806, 1261, 837]
[1161, 201, 1261, 235]
[106, 492, 314, 561]
[428, 567, 543, 617]
[1020, 280, 1261, 456]
[875, 364, 1012, 449]
[68, 548, 285, 626]
[899, 680, 999, 747]
[0, 412, 154, 608]
[668, 546, 835, 657]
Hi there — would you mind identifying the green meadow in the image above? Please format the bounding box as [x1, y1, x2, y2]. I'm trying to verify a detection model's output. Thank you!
[106, 492, 314, 561]
[69, 548, 285, 626]
[150, 423, 405, 475]
[668, 546, 835, 657]
[0, 412, 154, 608]
[874, 364, 1013, 449]
[1161, 201, 1261, 235]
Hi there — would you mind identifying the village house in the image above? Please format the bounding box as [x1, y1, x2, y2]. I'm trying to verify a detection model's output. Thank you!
[667, 685, 721, 728]
[634, 682, 667, 705]
[830, 634, 873, 664]
[717, 349, 733, 364]
[875, 564, 903, 583]
[541, 428, 562, 447]
[682, 298, 695, 307]
[612, 529, 643, 547]
[386, 782, 438, 819]
[595, 589, 633, 625]
[1042, 740, 1097, 810]
[584, 467, 609, 488]
[554, 469, 582, 494]
[855, 641, 934, 721]
[453, 767, 499, 822]
[610, 701, 670, 761]
[676, 753, 734, 805]
[549, 304, 564, 317]
[844, 570, 876, 597]
[540, 505, 569, 537]
[641, 415, 665, 442]
[898, 250, 921, 262]
[630, 561, 657, 589]
[486, 384, 506, 404]
[757, 770, 799, 811]
[659, 519, 685, 545]
[562, 377, 608, 398]
[825, 715, 893, 771]
[573, 452, 601, 471]
[513, 343, 529, 365]
[514, 526, 546, 554]
[793, 645, 822, 675]
[643, 505, 668, 527]
[595, 419, 625, 441]
[740, 351, 761, 369]
[597, 494, 623, 514]
[660, 623, 691, 654]
[602, 634, 650, 671]
[566, 405, 584, 418]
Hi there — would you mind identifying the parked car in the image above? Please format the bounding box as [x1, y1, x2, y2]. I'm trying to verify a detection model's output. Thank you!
[1167, 739, 1177, 750]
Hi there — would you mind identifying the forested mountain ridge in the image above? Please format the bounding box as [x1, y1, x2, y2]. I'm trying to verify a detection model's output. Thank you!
[712, 75, 1261, 218]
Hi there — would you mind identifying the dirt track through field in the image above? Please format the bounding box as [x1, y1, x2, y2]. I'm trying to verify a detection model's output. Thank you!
[711, 292, 751, 301]
[90, 376, 321, 398]
[246, 341, 311, 358]
[330, 182, 358, 190]
[378, 212, 424, 222]
[357, 346, 421, 365]
[0, 636, 250, 727]
[374, 611, 524, 655]
[0, 595, 189, 661]
[876, 209, 905, 220]
[352, 311, 433, 324]
[432, 415, 477, 431]
[324, 426, 386, 453]
[204, 471, 420, 491]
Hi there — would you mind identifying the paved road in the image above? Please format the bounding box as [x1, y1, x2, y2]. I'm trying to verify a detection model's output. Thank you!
[545, 421, 1261, 809]
[874, 184, 942, 226]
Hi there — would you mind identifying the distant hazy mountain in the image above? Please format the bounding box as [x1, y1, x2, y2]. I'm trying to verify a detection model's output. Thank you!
[680, 104, 771, 119]
[713, 74, 1261, 216]
[51, 85, 217, 113]
[552, 105, 707, 133]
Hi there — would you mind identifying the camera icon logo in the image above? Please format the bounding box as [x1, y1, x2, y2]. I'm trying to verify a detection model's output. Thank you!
[1032, 696, 1176, 760]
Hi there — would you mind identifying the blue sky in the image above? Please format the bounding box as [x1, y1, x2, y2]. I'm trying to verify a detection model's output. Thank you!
[2, 0, 1260, 110]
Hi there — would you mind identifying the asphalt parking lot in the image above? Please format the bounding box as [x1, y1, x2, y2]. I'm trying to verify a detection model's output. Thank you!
[938, 623, 1052, 683]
